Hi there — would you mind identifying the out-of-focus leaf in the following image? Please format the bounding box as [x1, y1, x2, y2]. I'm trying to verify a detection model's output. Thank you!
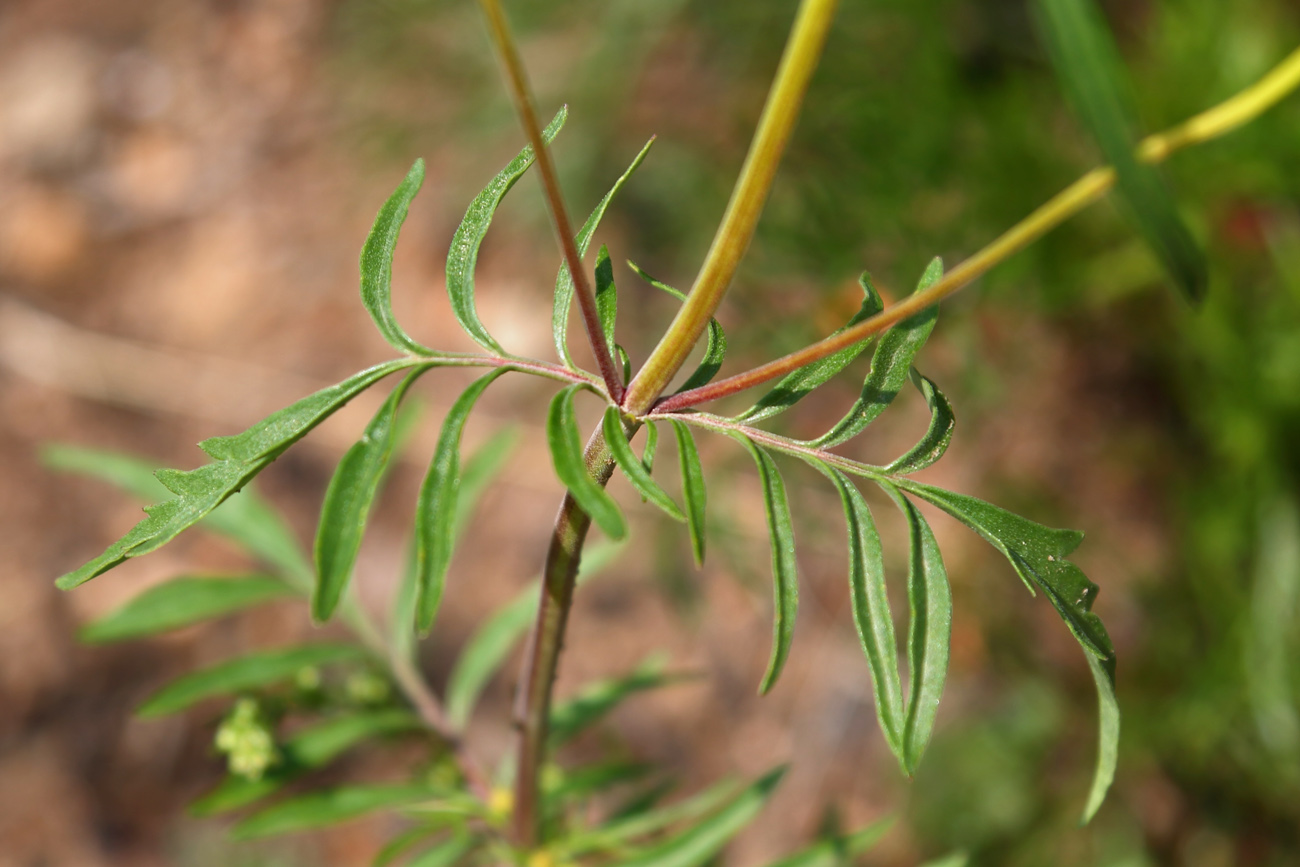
[732, 436, 799, 695]
[604, 408, 685, 522]
[360, 159, 434, 354]
[232, 784, 433, 839]
[554, 137, 654, 367]
[667, 420, 707, 566]
[880, 483, 952, 773]
[448, 107, 565, 353]
[883, 371, 955, 475]
[372, 827, 439, 867]
[560, 779, 740, 859]
[191, 709, 420, 816]
[405, 835, 476, 867]
[816, 464, 902, 755]
[548, 761, 653, 804]
[1036, 0, 1207, 302]
[550, 656, 683, 745]
[315, 369, 428, 622]
[56, 361, 416, 590]
[814, 258, 943, 448]
[547, 385, 627, 540]
[917, 853, 970, 867]
[444, 540, 624, 730]
[738, 273, 884, 423]
[1246, 495, 1300, 755]
[81, 575, 292, 644]
[414, 370, 510, 634]
[138, 644, 367, 718]
[595, 245, 618, 354]
[615, 767, 786, 867]
[760, 818, 893, 867]
[629, 262, 727, 393]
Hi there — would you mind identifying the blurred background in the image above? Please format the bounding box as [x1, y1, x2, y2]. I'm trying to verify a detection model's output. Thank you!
[3, 0, 1300, 864]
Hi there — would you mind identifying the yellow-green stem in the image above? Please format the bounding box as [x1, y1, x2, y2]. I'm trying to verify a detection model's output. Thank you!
[621, 0, 840, 414]
[654, 44, 1300, 414]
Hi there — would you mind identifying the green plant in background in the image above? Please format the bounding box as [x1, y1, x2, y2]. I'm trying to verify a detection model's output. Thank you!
[46, 0, 1300, 862]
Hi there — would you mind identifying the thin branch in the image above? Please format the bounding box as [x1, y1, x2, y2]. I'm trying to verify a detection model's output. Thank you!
[621, 0, 840, 414]
[477, 0, 625, 403]
[653, 44, 1300, 415]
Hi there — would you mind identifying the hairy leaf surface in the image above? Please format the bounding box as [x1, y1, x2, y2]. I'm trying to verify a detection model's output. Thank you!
[668, 420, 707, 565]
[82, 575, 292, 644]
[595, 245, 618, 355]
[360, 159, 435, 354]
[604, 407, 684, 521]
[547, 385, 627, 540]
[448, 107, 566, 352]
[883, 371, 955, 475]
[629, 262, 728, 392]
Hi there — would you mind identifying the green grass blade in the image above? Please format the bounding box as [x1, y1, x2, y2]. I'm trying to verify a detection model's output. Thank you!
[56, 360, 416, 590]
[550, 656, 681, 745]
[314, 369, 428, 622]
[667, 420, 707, 565]
[815, 464, 903, 755]
[447, 106, 566, 352]
[603, 407, 685, 522]
[732, 435, 799, 695]
[444, 540, 624, 730]
[546, 385, 627, 540]
[81, 575, 292, 644]
[616, 767, 786, 867]
[760, 818, 893, 867]
[414, 370, 510, 633]
[360, 159, 435, 354]
[137, 643, 366, 718]
[628, 262, 727, 392]
[814, 258, 943, 448]
[1036, 0, 1207, 302]
[595, 245, 618, 354]
[231, 784, 433, 840]
[880, 483, 952, 774]
[553, 137, 654, 366]
[738, 273, 884, 423]
[883, 371, 955, 476]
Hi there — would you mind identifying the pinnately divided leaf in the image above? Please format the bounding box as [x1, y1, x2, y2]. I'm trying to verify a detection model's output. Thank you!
[814, 258, 944, 448]
[56, 361, 416, 591]
[314, 369, 430, 622]
[732, 435, 799, 695]
[883, 370, 956, 475]
[603, 407, 685, 522]
[814, 463, 904, 756]
[81, 575, 293, 644]
[414, 369, 510, 633]
[360, 159, 435, 355]
[553, 137, 655, 367]
[448, 106, 566, 353]
[629, 262, 728, 393]
[667, 420, 708, 565]
[138, 643, 367, 718]
[738, 273, 884, 423]
[547, 385, 627, 540]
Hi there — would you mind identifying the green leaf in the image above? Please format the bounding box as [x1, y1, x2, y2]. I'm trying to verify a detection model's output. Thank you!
[191, 709, 420, 816]
[448, 106, 566, 353]
[414, 369, 510, 634]
[315, 369, 429, 622]
[1082, 651, 1120, 823]
[550, 656, 682, 745]
[137, 643, 366, 718]
[880, 483, 952, 774]
[814, 258, 943, 448]
[548, 761, 653, 805]
[616, 767, 786, 867]
[406, 835, 476, 867]
[603, 408, 685, 522]
[883, 371, 955, 475]
[81, 575, 292, 644]
[642, 420, 659, 475]
[444, 540, 624, 730]
[667, 420, 707, 566]
[554, 137, 654, 367]
[738, 273, 884, 423]
[595, 245, 618, 354]
[45, 445, 314, 589]
[360, 159, 435, 355]
[629, 262, 728, 392]
[761, 818, 893, 867]
[232, 784, 433, 839]
[547, 385, 627, 540]
[815, 465, 903, 755]
[56, 361, 416, 590]
[1036, 0, 1206, 302]
[373, 827, 441, 867]
[732, 436, 799, 695]
[560, 779, 740, 859]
